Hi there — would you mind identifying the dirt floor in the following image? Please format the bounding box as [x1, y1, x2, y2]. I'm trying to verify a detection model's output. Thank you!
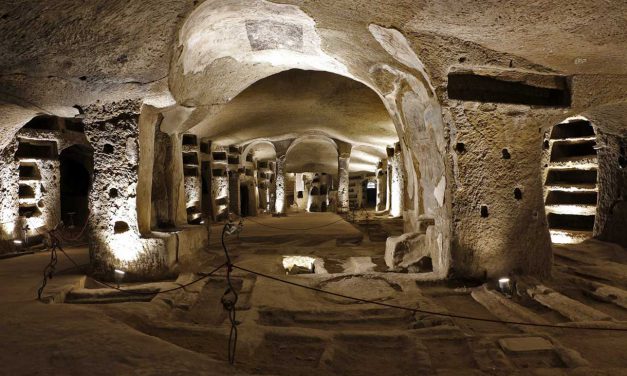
[1, 212, 627, 375]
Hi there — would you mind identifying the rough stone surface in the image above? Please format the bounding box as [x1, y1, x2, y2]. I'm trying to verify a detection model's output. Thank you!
[385, 228, 434, 270]
[84, 101, 169, 279]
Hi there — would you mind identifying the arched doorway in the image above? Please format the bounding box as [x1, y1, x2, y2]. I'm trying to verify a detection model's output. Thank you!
[172, 3, 453, 277]
[59, 145, 93, 230]
[364, 179, 377, 208]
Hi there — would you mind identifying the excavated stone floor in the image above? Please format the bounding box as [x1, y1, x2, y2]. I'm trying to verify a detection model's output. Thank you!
[1, 213, 627, 375]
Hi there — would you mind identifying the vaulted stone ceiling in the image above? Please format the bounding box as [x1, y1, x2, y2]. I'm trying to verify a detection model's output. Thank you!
[1, 0, 626, 147]
[189, 69, 396, 147]
[189, 69, 397, 173]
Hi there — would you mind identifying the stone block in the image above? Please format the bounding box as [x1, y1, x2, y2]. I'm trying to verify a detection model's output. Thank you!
[385, 226, 435, 269]
[498, 337, 554, 354]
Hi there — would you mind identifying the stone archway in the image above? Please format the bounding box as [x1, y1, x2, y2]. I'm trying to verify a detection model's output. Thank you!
[165, 0, 453, 278]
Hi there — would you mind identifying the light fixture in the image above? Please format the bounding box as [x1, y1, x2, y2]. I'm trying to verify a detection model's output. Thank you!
[114, 269, 125, 288]
[498, 277, 512, 296]
[13, 239, 22, 245]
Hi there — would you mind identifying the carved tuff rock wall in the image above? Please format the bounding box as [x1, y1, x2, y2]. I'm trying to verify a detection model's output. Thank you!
[0, 117, 91, 253]
[595, 130, 627, 247]
[0, 140, 19, 249]
[84, 101, 169, 279]
[1, 0, 625, 281]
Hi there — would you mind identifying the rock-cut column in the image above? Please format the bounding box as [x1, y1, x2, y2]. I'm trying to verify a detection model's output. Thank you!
[274, 155, 287, 214]
[389, 146, 404, 218]
[337, 153, 350, 213]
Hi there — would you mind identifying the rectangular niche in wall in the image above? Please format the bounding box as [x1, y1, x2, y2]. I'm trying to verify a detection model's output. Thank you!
[182, 134, 198, 146]
[18, 163, 40, 180]
[18, 204, 41, 217]
[64, 119, 85, 133]
[184, 166, 199, 177]
[16, 139, 58, 160]
[228, 156, 240, 165]
[545, 168, 597, 186]
[245, 168, 253, 177]
[23, 116, 61, 131]
[547, 213, 595, 231]
[447, 68, 571, 107]
[212, 152, 227, 161]
[182, 152, 199, 166]
[258, 161, 269, 169]
[550, 120, 595, 139]
[200, 141, 210, 154]
[18, 184, 36, 199]
[212, 168, 226, 177]
[549, 140, 596, 164]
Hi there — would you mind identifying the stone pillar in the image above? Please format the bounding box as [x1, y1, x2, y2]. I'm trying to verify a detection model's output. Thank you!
[84, 101, 168, 279]
[169, 133, 188, 227]
[337, 154, 351, 213]
[389, 145, 404, 218]
[275, 155, 286, 214]
[136, 105, 160, 235]
[376, 161, 388, 211]
[228, 170, 241, 216]
[0, 139, 19, 252]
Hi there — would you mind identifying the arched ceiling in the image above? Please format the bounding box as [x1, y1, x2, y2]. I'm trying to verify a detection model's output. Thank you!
[1, 0, 626, 147]
[350, 145, 387, 174]
[246, 142, 276, 161]
[189, 69, 397, 148]
[285, 137, 338, 174]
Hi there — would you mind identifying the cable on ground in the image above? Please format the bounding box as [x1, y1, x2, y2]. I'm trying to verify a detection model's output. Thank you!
[91, 262, 228, 296]
[221, 220, 243, 365]
[232, 264, 627, 333]
[37, 236, 58, 300]
[36, 224, 228, 297]
[242, 216, 345, 231]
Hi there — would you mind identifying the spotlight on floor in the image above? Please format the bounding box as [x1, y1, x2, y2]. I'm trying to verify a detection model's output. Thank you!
[498, 277, 512, 296]
[114, 269, 125, 288]
[282, 256, 316, 275]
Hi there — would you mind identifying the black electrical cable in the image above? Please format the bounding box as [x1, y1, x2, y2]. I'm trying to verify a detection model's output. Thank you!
[85, 263, 228, 296]
[37, 239, 58, 300]
[242, 216, 345, 231]
[232, 264, 627, 332]
[42, 226, 229, 296]
[221, 222, 241, 365]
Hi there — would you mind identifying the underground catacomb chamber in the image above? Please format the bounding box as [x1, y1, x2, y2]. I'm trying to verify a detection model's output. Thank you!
[4, 3, 627, 374]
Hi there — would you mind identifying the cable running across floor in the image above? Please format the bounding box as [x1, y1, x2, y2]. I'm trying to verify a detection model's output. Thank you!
[242, 216, 346, 231]
[231, 264, 627, 332]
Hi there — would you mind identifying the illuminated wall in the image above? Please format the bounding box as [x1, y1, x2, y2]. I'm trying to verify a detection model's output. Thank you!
[84, 101, 168, 279]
